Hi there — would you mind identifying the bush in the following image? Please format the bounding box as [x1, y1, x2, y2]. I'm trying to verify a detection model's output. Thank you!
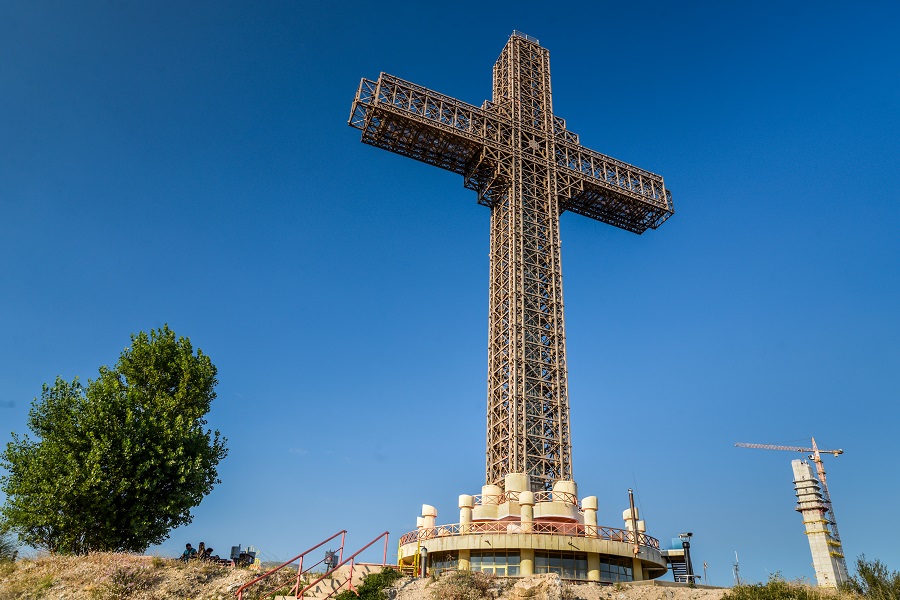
[722, 573, 837, 600]
[333, 567, 404, 600]
[843, 556, 900, 600]
[91, 565, 153, 599]
[429, 570, 497, 600]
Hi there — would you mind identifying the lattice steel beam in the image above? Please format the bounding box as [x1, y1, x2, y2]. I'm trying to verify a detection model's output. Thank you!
[349, 32, 674, 492]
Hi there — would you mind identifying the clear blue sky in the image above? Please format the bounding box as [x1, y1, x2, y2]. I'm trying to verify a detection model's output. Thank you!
[2, 0, 898, 586]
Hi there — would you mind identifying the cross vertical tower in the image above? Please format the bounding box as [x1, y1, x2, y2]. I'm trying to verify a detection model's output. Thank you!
[349, 32, 673, 492]
[485, 35, 571, 490]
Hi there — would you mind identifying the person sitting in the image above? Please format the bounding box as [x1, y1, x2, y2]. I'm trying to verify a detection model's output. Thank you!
[181, 543, 197, 562]
[199, 547, 229, 565]
[197, 542, 206, 560]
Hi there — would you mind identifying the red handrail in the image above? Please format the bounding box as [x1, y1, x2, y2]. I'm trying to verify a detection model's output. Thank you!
[299, 531, 390, 599]
[473, 491, 580, 507]
[397, 521, 660, 550]
[235, 530, 346, 600]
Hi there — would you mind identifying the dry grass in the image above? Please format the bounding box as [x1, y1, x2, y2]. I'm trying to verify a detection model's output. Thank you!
[427, 571, 512, 600]
[0, 552, 296, 600]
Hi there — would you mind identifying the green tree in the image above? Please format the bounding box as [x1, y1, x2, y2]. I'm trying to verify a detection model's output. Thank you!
[0, 325, 227, 554]
[0, 528, 16, 562]
[844, 555, 900, 600]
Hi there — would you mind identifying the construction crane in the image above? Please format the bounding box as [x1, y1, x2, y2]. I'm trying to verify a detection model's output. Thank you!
[736, 436, 850, 587]
[735, 437, 843, 547]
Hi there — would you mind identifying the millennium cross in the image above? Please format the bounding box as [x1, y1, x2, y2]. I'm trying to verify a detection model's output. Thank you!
[349, 31, 674, 492]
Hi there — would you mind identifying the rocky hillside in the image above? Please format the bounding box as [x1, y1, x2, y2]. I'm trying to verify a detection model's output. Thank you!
[0, 553, 730, 600]
[393, 572, 727, 600]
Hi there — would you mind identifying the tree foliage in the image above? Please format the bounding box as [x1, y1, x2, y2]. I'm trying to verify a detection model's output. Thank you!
[844, 556, 900, 600]
[0, 530, 15, 562]
[0, 325, 227, 554]
[722, 573, 836, 600]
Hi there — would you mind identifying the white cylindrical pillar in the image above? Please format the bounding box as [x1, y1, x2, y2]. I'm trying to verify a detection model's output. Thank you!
[504, 472, 530, 495]
[459, 494, 474, 533]
[519, 491, 535, 533]
[582, 496, 598, 537]
[422, 504, 437, 529]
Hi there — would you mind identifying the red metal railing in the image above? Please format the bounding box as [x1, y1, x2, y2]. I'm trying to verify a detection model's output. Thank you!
[398, 522, 659, 550]
[534, 491, 578, 505]
[298, 531, 391, 599]
[472, 491, 579, 507]
[235, 530, 346, 600]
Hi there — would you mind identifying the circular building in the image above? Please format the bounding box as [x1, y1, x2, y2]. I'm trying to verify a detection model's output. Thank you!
[398, 473, 668, 582]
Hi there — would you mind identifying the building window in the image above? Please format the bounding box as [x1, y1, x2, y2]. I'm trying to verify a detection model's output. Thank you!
[430, 552, 458, 575]
[469, 550, 521, 576]
[600, 556, 634, 582]
[535, 551, 588, 580]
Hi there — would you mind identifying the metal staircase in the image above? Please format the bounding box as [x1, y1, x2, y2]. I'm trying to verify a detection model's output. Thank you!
[235, 530, 394, 600]
[294, 531, 390, 599]
[669, 555, 689, 582]
[235, 530, 346, 600]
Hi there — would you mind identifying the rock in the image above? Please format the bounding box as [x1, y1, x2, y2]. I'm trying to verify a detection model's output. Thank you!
[510, 574, 564, 600]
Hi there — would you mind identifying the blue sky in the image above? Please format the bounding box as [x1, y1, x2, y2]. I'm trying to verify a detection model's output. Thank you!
[2, 0, 898, 586]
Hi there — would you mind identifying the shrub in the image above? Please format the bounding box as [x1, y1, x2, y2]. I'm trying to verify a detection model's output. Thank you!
[36, 574, 55, 591]
[91, 565, 152, 599]
[843, 556, 900, 600]
[722, 573, 837, 600]
[429, 570, 497, 600]
[334, 567, 404, 600]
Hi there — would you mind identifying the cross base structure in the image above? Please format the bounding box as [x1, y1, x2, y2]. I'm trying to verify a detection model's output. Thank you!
[396, 473, 668, 582]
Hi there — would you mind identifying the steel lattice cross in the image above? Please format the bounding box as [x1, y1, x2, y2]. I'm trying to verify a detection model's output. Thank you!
[349, 31, 674, 492]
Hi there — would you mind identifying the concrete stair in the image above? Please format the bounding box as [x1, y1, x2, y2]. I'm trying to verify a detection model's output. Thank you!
[275, 563, 384, 599]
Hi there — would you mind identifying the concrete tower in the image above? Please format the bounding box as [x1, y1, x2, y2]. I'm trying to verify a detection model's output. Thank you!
[792, 459, 849, 587]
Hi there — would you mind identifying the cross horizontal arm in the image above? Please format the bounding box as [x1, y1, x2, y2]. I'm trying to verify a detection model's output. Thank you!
[349, 74, 504, 176]
[556, 146, 674, 233]
[349, 73, 675, 234]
